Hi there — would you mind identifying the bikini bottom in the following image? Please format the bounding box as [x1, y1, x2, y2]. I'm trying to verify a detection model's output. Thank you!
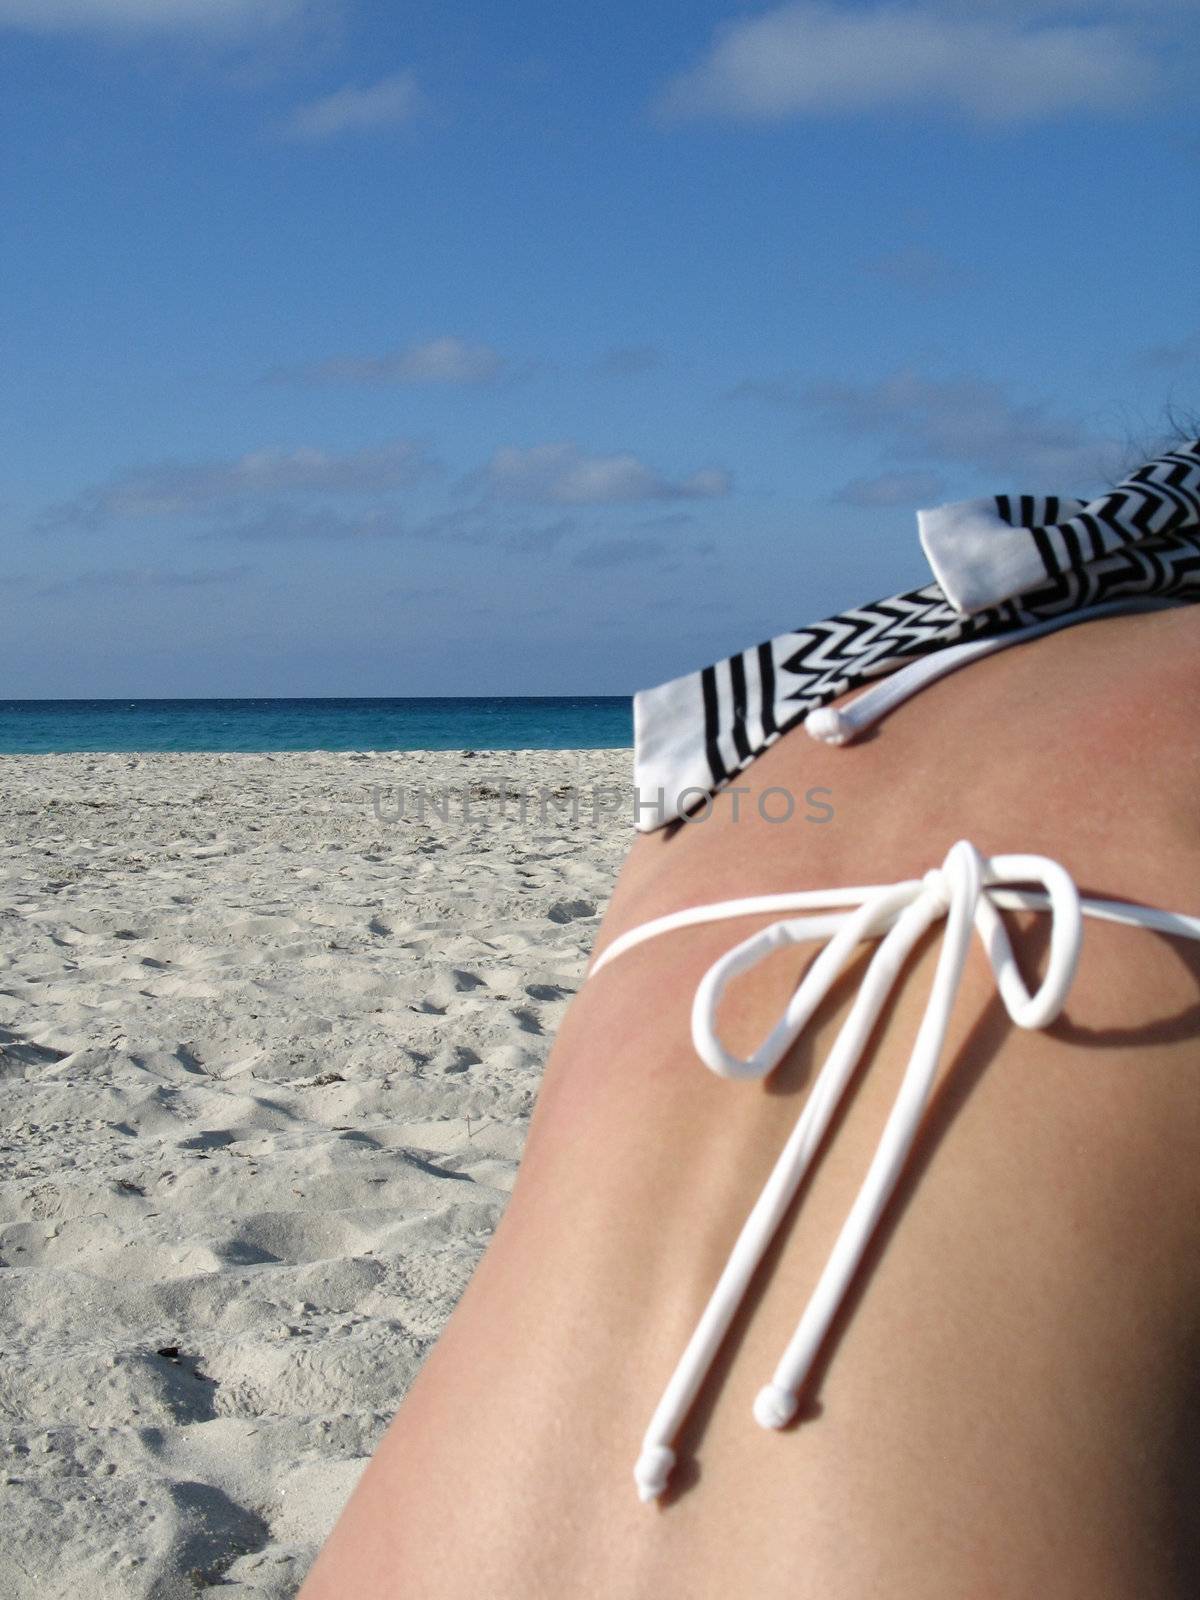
[585, 838, 1200, 1503]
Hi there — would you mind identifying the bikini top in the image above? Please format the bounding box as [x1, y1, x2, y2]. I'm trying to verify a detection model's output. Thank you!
[587, 436, 1200, 1504]
[632, 436, 1200, 830]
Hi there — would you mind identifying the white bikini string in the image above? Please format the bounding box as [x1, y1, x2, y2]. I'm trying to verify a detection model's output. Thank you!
[586, 839, 1200, 1505]
[802, 597, 1185, 748]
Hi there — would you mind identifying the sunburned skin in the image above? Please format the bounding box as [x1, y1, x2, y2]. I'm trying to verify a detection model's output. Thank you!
[299, 603, 1200, 1600]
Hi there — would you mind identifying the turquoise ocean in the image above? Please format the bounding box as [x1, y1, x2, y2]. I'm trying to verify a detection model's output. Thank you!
[0, 698, 634, 756]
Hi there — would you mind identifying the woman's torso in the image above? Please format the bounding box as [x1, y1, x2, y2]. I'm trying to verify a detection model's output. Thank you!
[301, 603, 1200, 1600]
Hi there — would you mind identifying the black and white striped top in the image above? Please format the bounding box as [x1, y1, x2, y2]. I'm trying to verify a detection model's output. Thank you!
[632, 437, 1200, 830]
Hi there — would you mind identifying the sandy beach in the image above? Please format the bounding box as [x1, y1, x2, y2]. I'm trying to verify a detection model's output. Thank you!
[0, 748, 631, 1598]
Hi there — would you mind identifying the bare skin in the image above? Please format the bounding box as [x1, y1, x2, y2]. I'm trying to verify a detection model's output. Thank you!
[299, 604, 1200, 1599]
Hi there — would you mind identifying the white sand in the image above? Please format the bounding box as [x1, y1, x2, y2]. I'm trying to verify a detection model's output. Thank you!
[0, 748, 631, 1598]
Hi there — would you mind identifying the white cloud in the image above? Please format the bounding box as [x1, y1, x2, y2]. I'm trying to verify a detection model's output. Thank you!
[1134, 331, 1200, 369]
[283, 71, 423, 140]
[572, 536, 670, 570]
[272, 336, 505, 387]
[724, 374, 809, 407]
[480, 443, 731, 505]
[201, 506, 412, 542]
[803, 369, 1115, 486]
[505, 517, 579, 554]
[0, 0, 311, 35]
[927, 0, 1186, 17]
[37, 438, 437, 530]
[205, 502, 520, 546]
[656, 2, 1159, 125]
[833, 469, 946, 507]
[36, 563, 253, 597]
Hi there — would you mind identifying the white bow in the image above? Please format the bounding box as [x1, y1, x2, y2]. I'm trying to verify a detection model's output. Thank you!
[632, 839, 1083, 1503]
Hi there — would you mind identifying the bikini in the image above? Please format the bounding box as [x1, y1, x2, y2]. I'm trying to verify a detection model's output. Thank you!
[586, 436, 1200, 1503]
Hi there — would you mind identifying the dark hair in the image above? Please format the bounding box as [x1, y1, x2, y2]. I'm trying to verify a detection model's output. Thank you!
[1159, 402, 1200, 447]
[1107, 404, 1199, 485]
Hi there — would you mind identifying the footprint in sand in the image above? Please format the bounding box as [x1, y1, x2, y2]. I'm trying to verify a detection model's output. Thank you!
[546, 899, 596, 924]
[443, 1045, 482, 1074]
[524, 982, 570, 1001]
[0, 1028, 68, 1069]
[451, 969, 486, 992]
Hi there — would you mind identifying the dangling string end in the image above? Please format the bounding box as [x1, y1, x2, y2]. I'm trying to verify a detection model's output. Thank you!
[753, 1382, 799, 1430]
[805, 705, 854, 745]
[634, 1444, 676, 1503]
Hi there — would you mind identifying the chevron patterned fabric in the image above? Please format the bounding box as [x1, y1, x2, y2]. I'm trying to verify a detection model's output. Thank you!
[632, 437, 1200, 829]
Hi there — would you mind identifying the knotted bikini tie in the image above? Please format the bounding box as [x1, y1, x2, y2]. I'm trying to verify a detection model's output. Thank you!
[586, 839, 1200, 1504]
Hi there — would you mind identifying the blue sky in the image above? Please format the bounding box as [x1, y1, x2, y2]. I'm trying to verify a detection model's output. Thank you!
[3, 0, 1198, 697]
